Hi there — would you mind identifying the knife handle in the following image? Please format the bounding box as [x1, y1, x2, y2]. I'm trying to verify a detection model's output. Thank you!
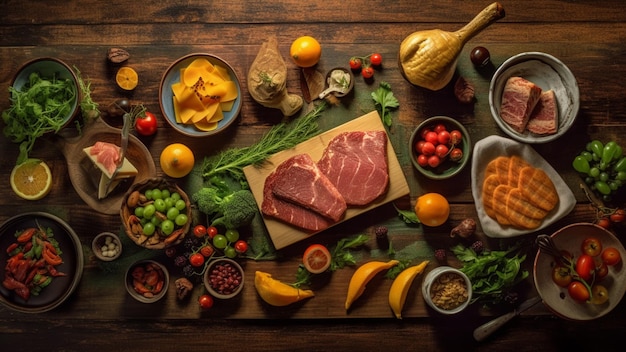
[473, 310, 516, 342]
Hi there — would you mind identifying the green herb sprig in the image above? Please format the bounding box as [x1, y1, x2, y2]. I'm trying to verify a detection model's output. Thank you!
[371, 81, 399, 127]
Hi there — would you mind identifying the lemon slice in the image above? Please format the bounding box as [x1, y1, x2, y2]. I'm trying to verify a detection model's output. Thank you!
[116, 66, 139, 91]
[10, 159, 53, 200]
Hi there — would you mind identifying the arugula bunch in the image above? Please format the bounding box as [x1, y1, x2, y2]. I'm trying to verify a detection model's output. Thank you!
[451, 242, 529, 305]
[371, 82, 399, 127]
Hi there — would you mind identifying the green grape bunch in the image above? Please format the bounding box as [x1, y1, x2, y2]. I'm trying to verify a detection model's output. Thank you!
[573, 140, 626, 202]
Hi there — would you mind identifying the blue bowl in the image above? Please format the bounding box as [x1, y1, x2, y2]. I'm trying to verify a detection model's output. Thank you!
[159, 53, 242, 137]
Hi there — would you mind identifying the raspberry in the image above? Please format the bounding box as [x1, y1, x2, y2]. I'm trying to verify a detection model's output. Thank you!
[374, 226, 388, 239]
[434, 249, 447, 262]
[470, 240, 484, 254]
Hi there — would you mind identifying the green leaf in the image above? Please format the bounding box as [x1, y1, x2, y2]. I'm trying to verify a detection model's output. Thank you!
[371, 82, 399, 127]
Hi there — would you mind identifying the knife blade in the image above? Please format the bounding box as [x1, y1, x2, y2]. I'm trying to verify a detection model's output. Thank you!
[473, 295, 541, 342]
[104, 113, 131, 195]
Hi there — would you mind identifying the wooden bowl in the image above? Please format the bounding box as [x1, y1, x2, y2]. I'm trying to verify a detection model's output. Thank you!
[120, 177, 191, 249]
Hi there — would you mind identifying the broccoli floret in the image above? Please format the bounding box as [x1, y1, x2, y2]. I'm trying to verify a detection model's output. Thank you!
[192, 187, 258, 230]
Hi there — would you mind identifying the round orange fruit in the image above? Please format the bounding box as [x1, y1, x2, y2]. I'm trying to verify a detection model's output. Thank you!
[115, 66, 138, 91]
[302, 244, 331, 274]
[159, 143, 195, 178]
[414, 193, 450, 227]
[10, 159, 53, 200]
[290, 36, 322, 68]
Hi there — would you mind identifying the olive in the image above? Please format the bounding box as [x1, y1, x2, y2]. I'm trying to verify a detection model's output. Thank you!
[470, 46, 491, 67]
[106, 98, 130, 117]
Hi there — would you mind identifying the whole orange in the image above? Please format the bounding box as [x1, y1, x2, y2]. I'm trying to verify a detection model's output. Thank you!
[414, 193, 450, 227]
[160, 143, 195, 178]
[290, 36, 322, 68]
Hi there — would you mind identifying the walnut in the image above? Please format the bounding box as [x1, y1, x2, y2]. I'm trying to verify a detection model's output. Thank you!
[454, 76, 475, 104]
[107, 48, 130, 64]
[174, 277, 194, 300]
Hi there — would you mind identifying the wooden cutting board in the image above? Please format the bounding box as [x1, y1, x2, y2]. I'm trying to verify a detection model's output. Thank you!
[243, 110, 410, 249]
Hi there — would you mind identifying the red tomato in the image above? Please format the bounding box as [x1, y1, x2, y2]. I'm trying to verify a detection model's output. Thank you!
[189, 253, 205, 267]
[424, 131, 439, 144]
[193, 225, 207, 238]
[370, 53, 383, 66]
[590, 284, 609, 305]
[551, 265, 572, 287]
[303, 244, 331, 274]
[421, 142, 435, 156]
[581, 237, 602, 257]
[361, 66, 374, 79]
[420, 128, 432, 139]
[435, 144, 449, 158]
[568, 281, 590, 302]
[200, 245, 214, 258]
[349, 58, 362, 70]
[433, 123, 447, 133]
[595, 261, 609, 280]
[610, 208, 626, 223]
[135, 111, 158, 136]
[414, 140, 426, 154]
[601, 247, 622, 266]
[427, 155, 441, 168]
[449, 148, 463, 162]
[450, 130, 463, 145]
[438, 131, 451, 145]
[416, 154, 428, 167]
[234, 240, 248, 254]
[576, 254, 595, 281]
[198, 294, 214, 309]
[207, 226, 218, 239]
[596, 217, 612, 229]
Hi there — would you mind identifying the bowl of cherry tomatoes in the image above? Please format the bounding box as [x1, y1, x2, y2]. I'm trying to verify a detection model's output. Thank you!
[533, 223, 626, 320]
[409, 116, 471, 180]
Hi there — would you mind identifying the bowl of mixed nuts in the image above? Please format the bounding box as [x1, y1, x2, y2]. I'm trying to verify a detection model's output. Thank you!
[421, 266, 472, 315]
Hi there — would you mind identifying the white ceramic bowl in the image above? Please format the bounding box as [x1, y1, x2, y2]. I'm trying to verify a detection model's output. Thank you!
[203, 258, 245, 299]
[125, 260, 169, 303]
[489, 52, 579, 144]
[10, 57, 81, 131]
[422, 266, 472, 315]
[534, 223, 626, 321]
[159, 53, 242, 137]
[91, 232, 122, 261]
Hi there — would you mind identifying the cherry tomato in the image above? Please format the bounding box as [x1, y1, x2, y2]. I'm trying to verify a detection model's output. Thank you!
[433, 123, 447, 133]
[435, 144, 449, 158]
[349, 57, 362, 70]
[601, 247, 622, 266]
[189, 253, 205, 267]
[595, 261, 609, 280]
[596, 217, 611, 229]
[449, 148, 463, 162]
[198, 294, 214, 310]
[590, 284, 609, 305]
[200, 245, 214, 258]
[568, 281, 590, 302]
[415, 140, 426, 154]
[135, 111, 158, 136]
[420, 128, 432, 140]
[437, 130, 451, 145]
[421, 142, 435, 156]
[551, 265, 572, 287]
[576, 254, 595, 281]
[234, 240, 248, 254]
[416, 154, 428, 167]
[581, 237, 603, 257]
[450, 130, 463, 145]
[361, 66, 374, 79]
[424, 131, 439, 144]
[193, 225, 207, 238]
[610, 208, 626, 223]
[427, 155, 441, 168]
[370, 53, 383, 66]
[207, 226, 218, 239]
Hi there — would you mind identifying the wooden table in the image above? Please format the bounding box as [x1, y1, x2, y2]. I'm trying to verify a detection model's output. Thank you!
[1, 0, 626, 350]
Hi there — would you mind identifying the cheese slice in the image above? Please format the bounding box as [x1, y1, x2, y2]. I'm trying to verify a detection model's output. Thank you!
[83, 146, 138, 199]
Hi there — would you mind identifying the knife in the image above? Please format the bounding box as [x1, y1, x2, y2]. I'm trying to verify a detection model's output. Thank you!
[104, 113, 131, 195]
[473, 295, 541, 342]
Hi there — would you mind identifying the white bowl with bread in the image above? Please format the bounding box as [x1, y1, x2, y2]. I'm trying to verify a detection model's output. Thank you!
[489, 52, 579, 144]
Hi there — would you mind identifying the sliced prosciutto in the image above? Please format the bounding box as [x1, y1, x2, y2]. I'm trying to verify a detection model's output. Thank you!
[499, 76, 542, 133]
[317, 131, 389, 205]
[527, 90, 558, 135]
[269, 154, 347, 222]
[261, 168, 333, 232]
[89, 141, 121, 175]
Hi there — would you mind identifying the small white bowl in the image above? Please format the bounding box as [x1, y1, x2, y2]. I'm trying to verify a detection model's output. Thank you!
[91, 232, 122, 261]
[125, 260, 169, 303]
[489, 52, 579, 144]
[203, 258, 245, 299]
[422, 266, 472, 315]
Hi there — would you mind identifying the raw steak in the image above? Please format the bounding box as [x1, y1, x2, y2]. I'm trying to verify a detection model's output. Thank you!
[270, 154, 347, 222]
[527, 90, 558, 135]
[261, 168, 333, 231]
[499, 77, 542, 133]
[317, 131, 389, 205]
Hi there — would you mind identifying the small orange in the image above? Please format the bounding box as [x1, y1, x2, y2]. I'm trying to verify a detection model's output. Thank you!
[302, 244, 331, 274]
[159, 143, 195, 178]
[414, 193, 450, 227]
[10, 159, 53, 200]
[290, 36, 322, 68]
[115, 66, 138, 91]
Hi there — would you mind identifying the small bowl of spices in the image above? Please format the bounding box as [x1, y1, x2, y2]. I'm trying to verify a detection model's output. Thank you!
[203, 258, 244, 299]
[422, 266, 472, 315]
[92, 232, 122, 261]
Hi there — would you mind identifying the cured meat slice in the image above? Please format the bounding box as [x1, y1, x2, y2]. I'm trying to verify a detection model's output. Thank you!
[317, 131, 389, 205]
[261, 168, 333, 232]
[89, 141, 121, 175]
[527, 90, 558, 135]
[270, 154, 347, 222]
[499, 77, 542, 133]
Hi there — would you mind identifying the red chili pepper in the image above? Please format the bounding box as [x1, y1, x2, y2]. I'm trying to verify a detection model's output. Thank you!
[42, 247, 62, 266]
[16, 228, 36, 243]
[6, 243, 18, 254]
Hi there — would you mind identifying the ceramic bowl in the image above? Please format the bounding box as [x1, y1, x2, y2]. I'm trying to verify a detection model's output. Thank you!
[10, 57, 81, 131]
[125, 260, 169, 303]
[489, 52, 579, 144]
[409, 116, 471, 180]
[533, 223, 626, 321]
[159, 53, 242, 137]
[422, 266, 472, 315]
[203, 258, 245, 299]
[91, 232, 122, 261]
